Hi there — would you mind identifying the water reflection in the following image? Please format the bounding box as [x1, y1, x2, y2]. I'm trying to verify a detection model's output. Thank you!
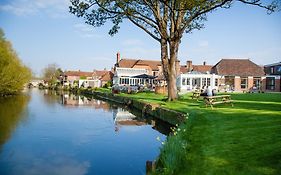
[60, 92, 111, 111]
[0, 90, 171, 175]
[55, 90, 172, 134]
[0, 95, 30, 148]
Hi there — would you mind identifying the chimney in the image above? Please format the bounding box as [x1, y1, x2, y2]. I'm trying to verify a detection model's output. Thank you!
[186, 60, 192, 72]
[116, 52, 121, 64]
[203, 61, 206, 66]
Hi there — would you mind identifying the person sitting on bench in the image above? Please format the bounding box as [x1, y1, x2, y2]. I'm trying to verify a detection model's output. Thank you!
[201, 86, 213, 97]
[212, 89, 217, 96]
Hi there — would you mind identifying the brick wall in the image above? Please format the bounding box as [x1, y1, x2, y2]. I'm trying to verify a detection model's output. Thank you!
[261, 77, 266, 92]
[234, 76, 241, 91]
[248, 77, 254, 90]
[275, 79, 281, 92]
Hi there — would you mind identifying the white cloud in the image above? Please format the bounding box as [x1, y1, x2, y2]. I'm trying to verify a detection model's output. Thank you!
[74, 24, 93, 33]
[8, 150, 91, 175]
[121, 46, 160, 59]
[0, 0, 70, 18]
[198, 40, 209, 47]
[244, 47, 281, 65]
[74, 23, 103, 38]
[0, 3, 36, 16]
[121, 39, 144, 46]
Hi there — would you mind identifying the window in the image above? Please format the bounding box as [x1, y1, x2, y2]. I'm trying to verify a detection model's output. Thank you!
[277, 66, 281, 74]
[215, 79, 218, 86]
[207, 78, 211, 86]
[270, 67, 274, 74]
[266, 77, 275, 90]
[253, 78, 261, 90]
[225, 76, 234, 86]
[186, 78, 190, 85]
[202, 78, 207, 86]
[125, 78, 129, 84]
[182, 78, 186, 85]
[241, 78, 248, 89]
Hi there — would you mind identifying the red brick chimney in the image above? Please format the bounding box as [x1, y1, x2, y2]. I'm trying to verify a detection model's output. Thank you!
[186, 60, 192, 72]
[117, 52, 120, 64]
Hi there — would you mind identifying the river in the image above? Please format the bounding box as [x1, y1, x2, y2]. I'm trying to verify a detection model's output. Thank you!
[0, 89, 170, 175]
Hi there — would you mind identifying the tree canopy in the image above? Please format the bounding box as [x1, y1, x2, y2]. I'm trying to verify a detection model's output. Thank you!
[0, 29, 31, 96]
[69, 0, 279, 100]
[42, 63, 63, 86]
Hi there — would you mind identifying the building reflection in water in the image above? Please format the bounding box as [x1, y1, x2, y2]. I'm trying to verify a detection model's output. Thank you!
[54, 90, 172, 135]
[60, 93, 111, 111]
[112, 108, 147, 132]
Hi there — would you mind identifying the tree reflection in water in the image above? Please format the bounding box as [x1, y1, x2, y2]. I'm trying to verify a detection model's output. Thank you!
[0, 95, 30, 147]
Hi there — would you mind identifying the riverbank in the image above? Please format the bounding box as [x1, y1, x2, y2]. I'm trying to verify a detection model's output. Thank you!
[81, 89, 186, 126]
[81, 89, 281, 175]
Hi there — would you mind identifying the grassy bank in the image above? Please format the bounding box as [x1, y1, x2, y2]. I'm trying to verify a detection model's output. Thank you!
[118, 92, 281, 175]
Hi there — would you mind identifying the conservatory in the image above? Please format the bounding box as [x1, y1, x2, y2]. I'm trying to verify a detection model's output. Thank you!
[113, 67, 156, 86]
[176, 72, 221, 92]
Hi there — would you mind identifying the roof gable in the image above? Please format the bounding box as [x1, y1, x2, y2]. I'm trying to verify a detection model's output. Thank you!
[193, 65, 212, 73]
[118, 58, 161, 71]
[212, 59, 265, 76]
[100, 71, 113, 81]
[118, 59, 138, 68]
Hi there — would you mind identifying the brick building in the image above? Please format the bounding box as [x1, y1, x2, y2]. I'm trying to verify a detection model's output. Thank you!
[64, 70, 113, 88]
[211, 59, 265, 92]
[113, 52, 180, 86]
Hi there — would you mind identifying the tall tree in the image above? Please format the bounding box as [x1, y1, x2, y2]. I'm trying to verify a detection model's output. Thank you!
[42, 63, 62, 86]
[0, 29, 31, 96]
[69, 0, 278, 101]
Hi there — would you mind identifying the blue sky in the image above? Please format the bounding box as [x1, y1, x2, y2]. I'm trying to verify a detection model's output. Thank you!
[0, 0, 280, 76]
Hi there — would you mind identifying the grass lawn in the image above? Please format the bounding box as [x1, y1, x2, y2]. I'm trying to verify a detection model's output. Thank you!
[119, 92, 281, 175]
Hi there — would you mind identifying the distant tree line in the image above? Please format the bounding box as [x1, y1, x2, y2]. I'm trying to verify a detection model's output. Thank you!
[0, 29, 31, 96]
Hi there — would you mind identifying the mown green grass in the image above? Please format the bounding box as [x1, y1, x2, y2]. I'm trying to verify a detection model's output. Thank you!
[120, 92, 281, 175]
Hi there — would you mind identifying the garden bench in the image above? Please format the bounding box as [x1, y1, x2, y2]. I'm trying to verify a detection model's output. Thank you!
[204, 95, 233, 109]
[192, 91, 201, 101]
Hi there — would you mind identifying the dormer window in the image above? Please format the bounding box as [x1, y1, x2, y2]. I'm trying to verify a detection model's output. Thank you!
[270, 67, 274, 74]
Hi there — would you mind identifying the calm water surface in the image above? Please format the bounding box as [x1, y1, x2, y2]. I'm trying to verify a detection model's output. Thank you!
[0, 89, 170, 175]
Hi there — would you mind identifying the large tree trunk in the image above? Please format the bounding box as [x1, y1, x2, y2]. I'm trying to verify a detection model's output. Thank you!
[161, 38, 180, 101]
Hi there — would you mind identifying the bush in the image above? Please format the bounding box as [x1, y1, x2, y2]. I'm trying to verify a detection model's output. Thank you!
[103, 81, 112, 88]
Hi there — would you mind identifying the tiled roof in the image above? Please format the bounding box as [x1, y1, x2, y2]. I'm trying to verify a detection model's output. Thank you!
[264, 62, 281, 67]
[212, 59, 265, 76]
[100, 71, 114, 81]
[118, 58, 161, 71]
[180, 65, 213, 73]
[93, 70, 108, 77]
[118, 59, 138, 68]
[193, 65, 213, 73]
[65, 71, 93, 77]
[135, 60, 161, 71]
[180, 66, 188, 73]
[65, 70, 113, 81]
